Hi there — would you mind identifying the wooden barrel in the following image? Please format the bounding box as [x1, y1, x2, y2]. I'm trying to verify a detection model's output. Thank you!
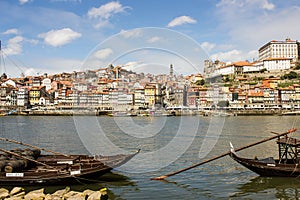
[4, 159, 26, 173]
[0, 160, 7, 172]
[22, 156, 35, 168]
[0, 155, 8, 161]
[23, 149, 41, 159]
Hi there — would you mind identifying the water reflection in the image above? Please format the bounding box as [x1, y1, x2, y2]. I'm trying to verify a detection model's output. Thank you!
[232, 177, 300, 199]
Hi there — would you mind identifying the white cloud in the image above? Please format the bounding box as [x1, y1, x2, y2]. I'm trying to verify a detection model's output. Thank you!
[261, 0, 275, 10]
[147, 36, 162, 43]
[213, 1, 300, 58]
[2, 29, 19, 35]
[93, 48, 113, 60]
[19, 0, 30, 5]
[247, 50, 258, 61]
[50, 0, 82, 2]
[24, 68, 37, 76]
[210, 49, 258, 62]
[93, 20, 110, 29]
[119, 29, 142, 38]
[123, 61, 143, 71]
[88, 1, 126, 19]
[200, 42, 216, 53]
[38, 28, 81, 47]
[216, 0, 275, 11]
[3, 36, 24, 55]
[210, 49, 241, 61]
[167, 16, 197, 28]
[88, 1, 130, 29]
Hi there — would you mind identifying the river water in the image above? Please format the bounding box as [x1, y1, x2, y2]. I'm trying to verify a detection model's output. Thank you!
[1, 115, 300, 199]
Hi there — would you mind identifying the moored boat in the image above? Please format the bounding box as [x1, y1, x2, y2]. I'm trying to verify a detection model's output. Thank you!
[0, 139, 139, 185]
[230, 133, 300, 177]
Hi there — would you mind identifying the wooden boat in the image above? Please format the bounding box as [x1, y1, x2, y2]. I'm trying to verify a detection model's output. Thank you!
[152, 129, 298, 180]
[0, 139, 139, 185]
[230, 134, 300, 177]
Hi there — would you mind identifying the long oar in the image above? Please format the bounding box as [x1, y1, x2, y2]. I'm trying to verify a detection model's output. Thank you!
[0, 137, 70, 157]
[151, 128, 297, 180]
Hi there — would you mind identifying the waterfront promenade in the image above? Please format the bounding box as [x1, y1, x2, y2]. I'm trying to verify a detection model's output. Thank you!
[1, 106, 298, 116]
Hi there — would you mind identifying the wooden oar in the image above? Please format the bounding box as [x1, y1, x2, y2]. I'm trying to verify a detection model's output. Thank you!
[0, 137, 70, 157]
[151, 128, 297, 180]
[270, 131, 280, 135]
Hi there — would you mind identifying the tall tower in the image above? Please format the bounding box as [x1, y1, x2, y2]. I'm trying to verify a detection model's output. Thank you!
[169, 64, 174, 80]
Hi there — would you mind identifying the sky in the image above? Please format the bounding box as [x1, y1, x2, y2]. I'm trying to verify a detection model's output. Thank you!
[0, 0, 300, 77]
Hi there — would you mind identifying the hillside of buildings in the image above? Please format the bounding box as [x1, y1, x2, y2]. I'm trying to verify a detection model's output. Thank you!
[1, 38, 300, 115]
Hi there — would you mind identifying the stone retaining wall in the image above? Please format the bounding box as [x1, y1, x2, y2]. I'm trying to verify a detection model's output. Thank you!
[0, 187, 108, 200]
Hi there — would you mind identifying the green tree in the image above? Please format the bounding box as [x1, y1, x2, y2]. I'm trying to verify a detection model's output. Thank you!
[283, 71, 298, 79]
[294, 61, 300, 70]
[260, 68, 267, 73]
[194, 79, 205, 86]
[223, 75, 230, 82]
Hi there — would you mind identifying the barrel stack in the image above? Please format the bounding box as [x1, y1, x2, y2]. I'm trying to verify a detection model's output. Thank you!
[0, 148, 41, 172]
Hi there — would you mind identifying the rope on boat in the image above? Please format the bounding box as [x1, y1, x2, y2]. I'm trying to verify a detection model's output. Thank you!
[291, 163, 299, 175]
[73, 176, 103, 183]
[0, 137, 70, 158]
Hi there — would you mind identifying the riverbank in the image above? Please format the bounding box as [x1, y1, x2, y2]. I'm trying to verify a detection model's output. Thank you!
[6, 109, 300, 116]
[1, 105, 300, 116]
[0, 186, 108, 200]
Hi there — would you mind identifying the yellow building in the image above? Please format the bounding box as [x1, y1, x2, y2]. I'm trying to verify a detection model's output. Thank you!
[29, 86, 46, 106]
[144, 84, 156, 108]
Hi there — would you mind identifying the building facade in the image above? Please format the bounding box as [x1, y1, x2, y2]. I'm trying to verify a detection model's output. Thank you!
[258, 38, 299, 62]
[17, 87, 29, 107]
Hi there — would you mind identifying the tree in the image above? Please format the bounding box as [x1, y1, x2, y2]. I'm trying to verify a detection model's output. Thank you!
[294, 61, 300, 70]
[223, 75, 230, 82]
[260, 68, 267, 73]
[283, 71, 298, 80]
[194, 79, 205, 86]
[0, 73, 7, 80]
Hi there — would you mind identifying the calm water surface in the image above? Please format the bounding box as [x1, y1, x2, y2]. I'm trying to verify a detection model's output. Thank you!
[1, 115, 300, 199]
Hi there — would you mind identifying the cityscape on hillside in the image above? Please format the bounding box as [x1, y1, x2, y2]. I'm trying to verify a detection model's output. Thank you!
[0, 38, 300, 115]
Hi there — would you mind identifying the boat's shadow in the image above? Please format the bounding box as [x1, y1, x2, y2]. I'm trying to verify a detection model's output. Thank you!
[230, 176, 300, 199]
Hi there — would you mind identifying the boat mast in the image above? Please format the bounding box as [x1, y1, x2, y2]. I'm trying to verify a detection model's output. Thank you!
[0, 40, 4, 75]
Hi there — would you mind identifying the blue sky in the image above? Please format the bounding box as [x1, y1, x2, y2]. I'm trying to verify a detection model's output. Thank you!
[0, 0, 300, 77]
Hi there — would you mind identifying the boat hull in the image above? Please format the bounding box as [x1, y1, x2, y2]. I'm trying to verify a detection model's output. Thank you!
[0, 167, 112, 186]
[230, 152, 300, 177]
[0, 151, 139, 186]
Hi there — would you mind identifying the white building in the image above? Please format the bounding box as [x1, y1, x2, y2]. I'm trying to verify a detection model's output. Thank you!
[17, 87, 29, 107]
[263, 58, 291, 71]
[41, 78, 52, 91]
[217, 65, 235, 75]
[259, 38, 299, 62]
[211, 61, 252, 77]
[2, 79, 16, 87]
